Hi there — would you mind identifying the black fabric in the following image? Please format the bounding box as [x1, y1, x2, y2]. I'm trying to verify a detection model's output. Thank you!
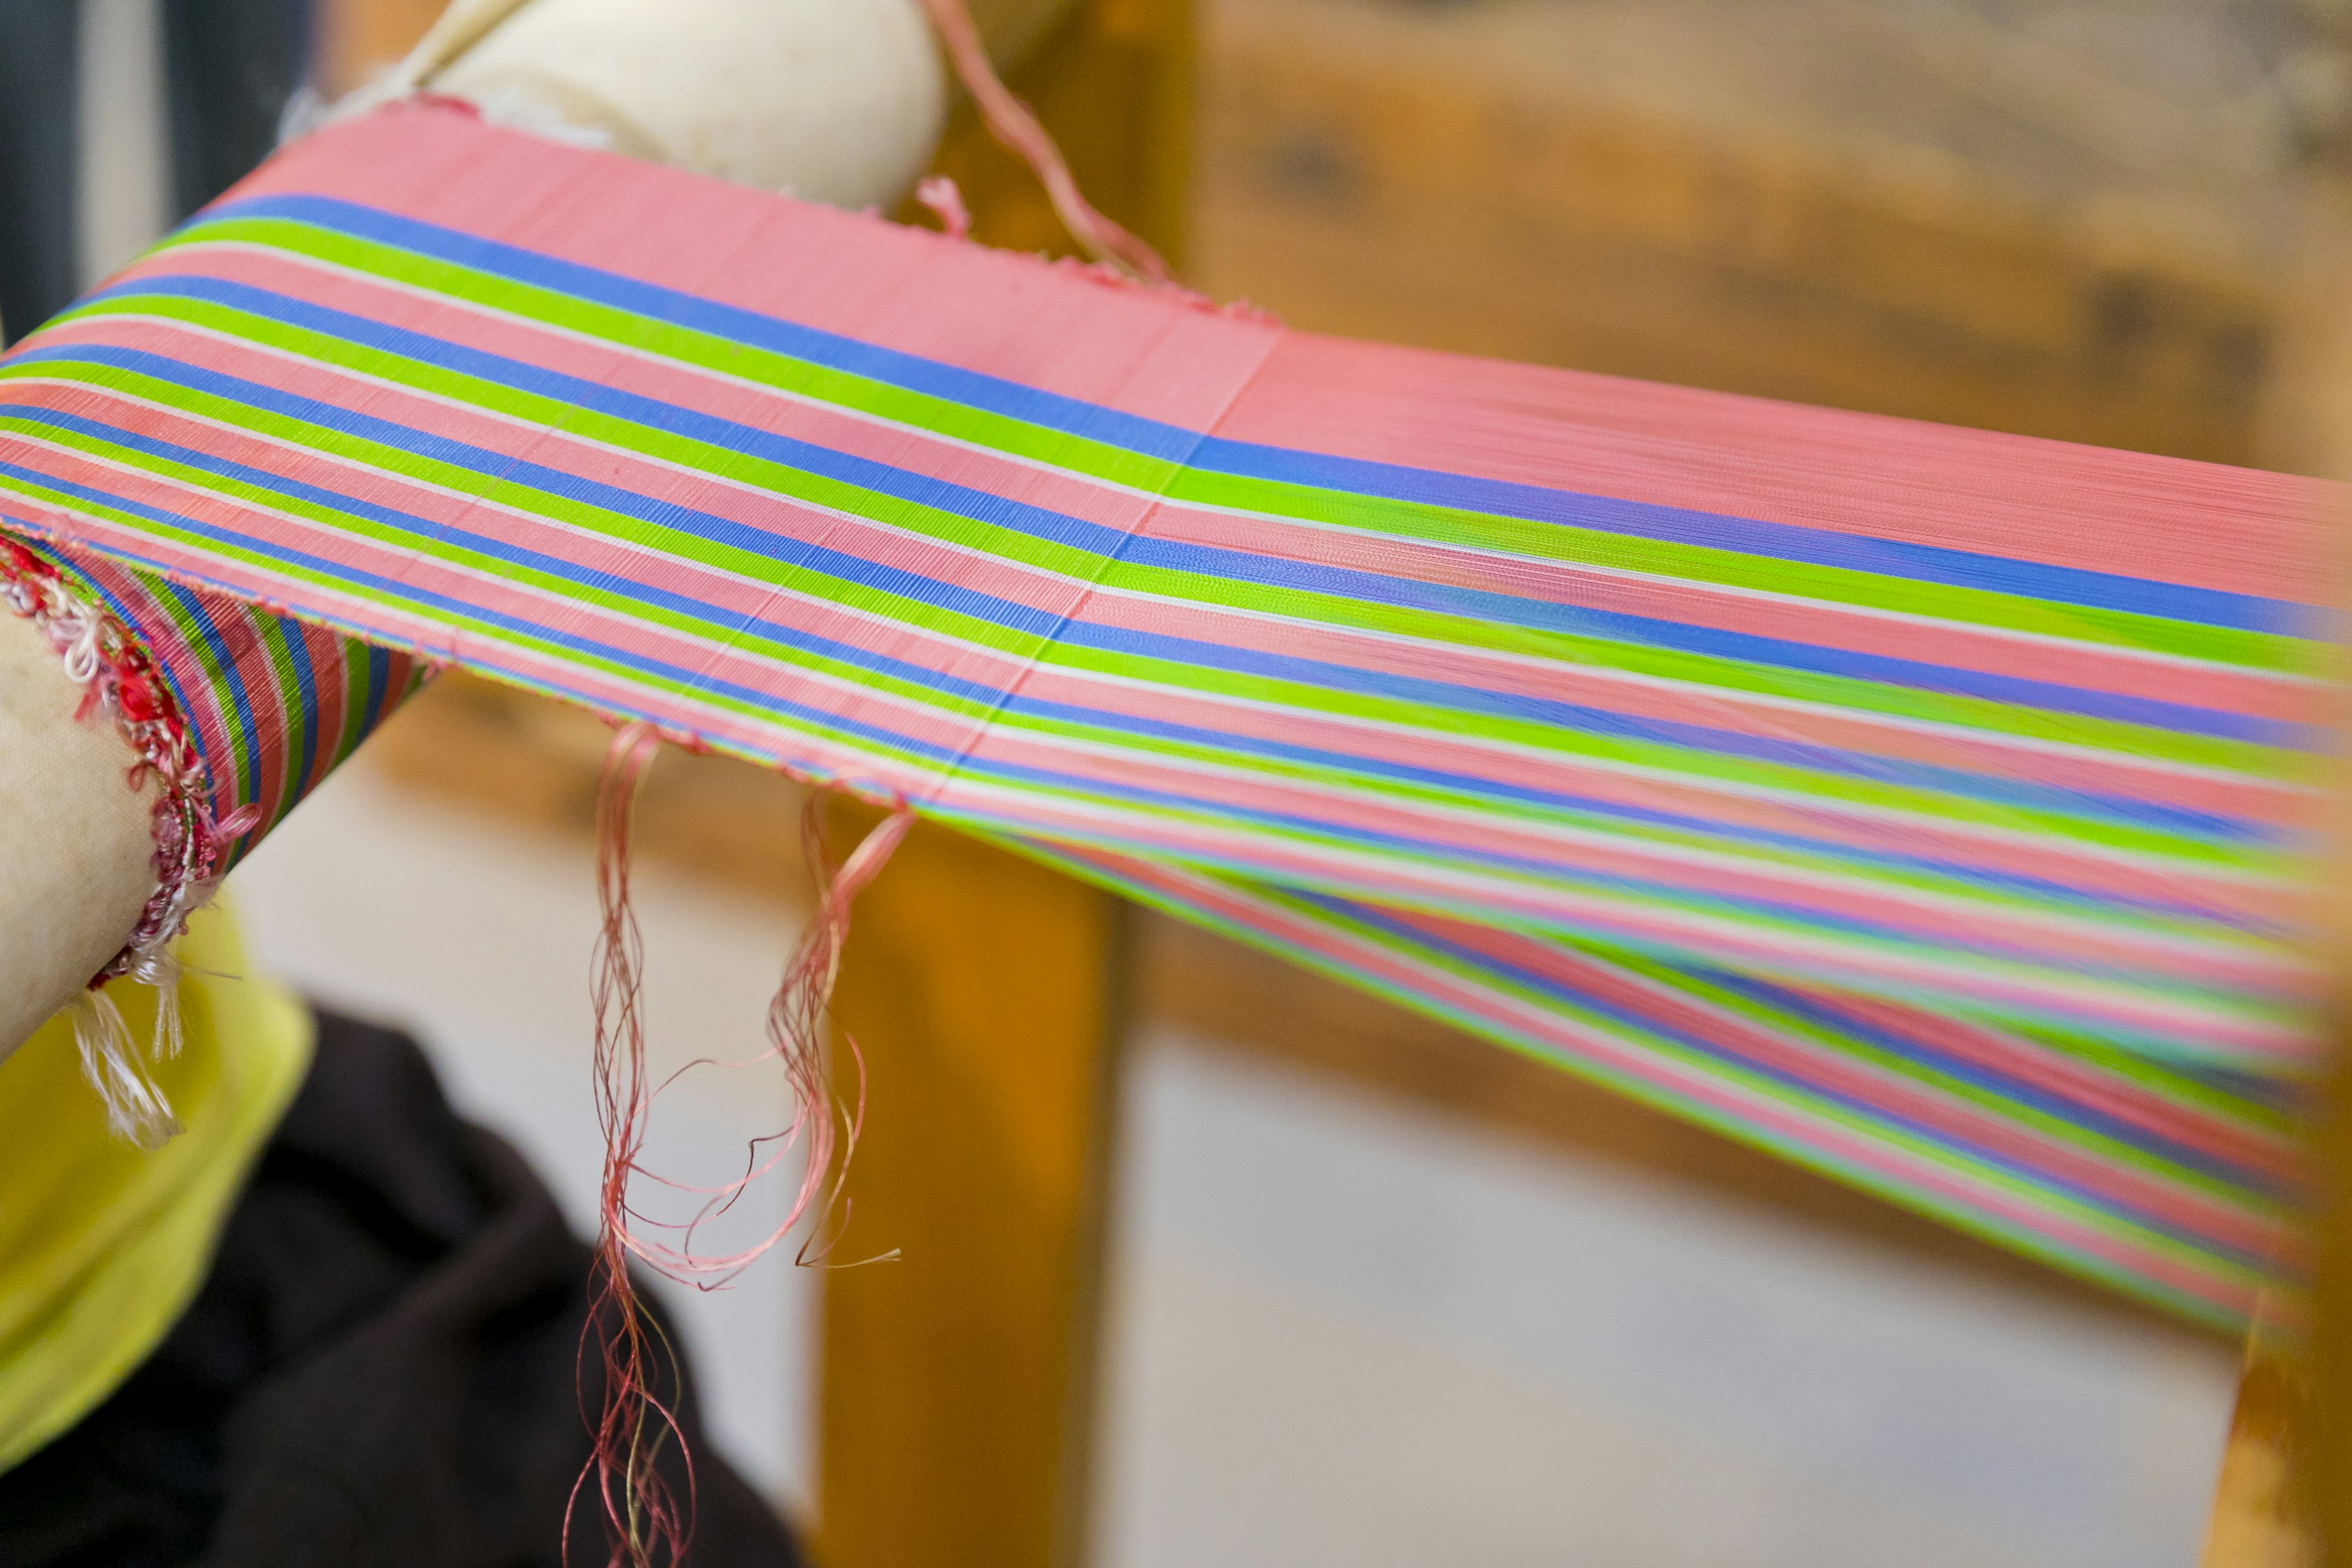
[162, 0, 309, 220]
[0, 0, 82, 345]
[0, 0, 306, 347]
[0, 1011, 805, 1568]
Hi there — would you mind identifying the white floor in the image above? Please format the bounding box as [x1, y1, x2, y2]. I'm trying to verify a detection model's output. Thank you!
[231, 761, 2241, 1566]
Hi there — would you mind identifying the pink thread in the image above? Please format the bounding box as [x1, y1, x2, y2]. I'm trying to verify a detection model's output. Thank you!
[0, 540, 255, 986]
[571, 722, 911, 1567]
[914, 173, 973, 241]
[914, 0, 1174, 284]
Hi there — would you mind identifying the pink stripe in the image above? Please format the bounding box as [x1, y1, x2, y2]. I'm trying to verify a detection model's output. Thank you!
[132, 240, 2318, 723]
[15, 459, 2309, 1026]
[1085, 853, 2274, 1314]
[930, 785, 2307, 1058]
[1807, 990, 2301, 1181]
[1224, 334, 2328, 606]
[296, 619, 351, 802]
[219, 595, 296, 829]
[228, 102, 1284, 433]
[1404, 913, 2280, 1253]
[15, 320, 2315, 837]
[232, 103, 2326, 606]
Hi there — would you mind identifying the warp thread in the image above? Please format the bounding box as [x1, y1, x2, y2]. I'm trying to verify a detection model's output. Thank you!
[573, 722, 911, 1567]
[914, 172, 973, 240]
[0, 540, 259, 1146]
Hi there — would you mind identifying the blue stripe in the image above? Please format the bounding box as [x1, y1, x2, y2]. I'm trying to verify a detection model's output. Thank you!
[70, 273, 2320, 748]
[1321, 895, 2275, 1270]
[274, 614, 319, 823]
[1183, 439, 2321, 641]
[197, 195, 1207, 462]
[162, 580, 260, 813]
[178, 195, 2319, 637]
[0, 456, 2269, 991]
[1697, 968, 2286, 1196]
[0, 391, 2274, 848]
[363, 641, 390, 738]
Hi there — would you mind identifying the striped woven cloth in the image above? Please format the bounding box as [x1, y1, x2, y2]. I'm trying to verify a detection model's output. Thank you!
[19, 536, 428, 871]
[0, 103, 2322, 1325]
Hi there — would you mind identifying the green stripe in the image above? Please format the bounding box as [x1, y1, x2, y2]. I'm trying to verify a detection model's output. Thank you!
[1007, 840, 2263, 1331]
[0, 368, 2297, 911]
[145, 223, 2321, 675]
[10, 311, 2314, 822]
[247, 611, 307, 827]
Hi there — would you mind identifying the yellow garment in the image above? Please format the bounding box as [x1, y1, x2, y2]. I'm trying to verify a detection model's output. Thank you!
[0, 905, 312, 1471]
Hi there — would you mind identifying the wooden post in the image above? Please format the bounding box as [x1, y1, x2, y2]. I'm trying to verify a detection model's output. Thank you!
[2200, 1338, 2318, 1568]
[818, 815, 1131, 1568]
[816, 6, 1183, 1559]
[313, 0, 452, 97]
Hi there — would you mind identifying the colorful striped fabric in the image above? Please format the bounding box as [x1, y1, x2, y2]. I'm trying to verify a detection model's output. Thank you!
[0, 102, 2324, 1325]
[18, 536, 428, 870]
[1028, 840, 2301, 1325]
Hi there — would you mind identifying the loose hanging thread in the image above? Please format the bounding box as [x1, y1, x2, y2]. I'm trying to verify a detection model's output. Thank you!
[913, 0, 1174, 284]
[347, 10, 1109, 1554]
[573, 722, 911, 1567]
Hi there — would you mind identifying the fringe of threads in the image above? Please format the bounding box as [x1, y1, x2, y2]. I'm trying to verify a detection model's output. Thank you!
[568, 722, 911, 1568]
[0, 538, 260, 1147]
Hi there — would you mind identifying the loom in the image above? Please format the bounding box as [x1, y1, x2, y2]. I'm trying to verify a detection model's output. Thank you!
[0, 0, 2339, 1561]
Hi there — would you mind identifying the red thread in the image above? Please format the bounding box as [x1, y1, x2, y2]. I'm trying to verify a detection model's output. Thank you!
[571, 724, 911, 1567]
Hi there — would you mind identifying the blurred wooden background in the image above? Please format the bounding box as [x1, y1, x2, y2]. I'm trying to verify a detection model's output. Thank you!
[1188, 0, 2334, 468]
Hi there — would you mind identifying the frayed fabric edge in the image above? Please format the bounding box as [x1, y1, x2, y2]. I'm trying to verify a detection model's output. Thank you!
[1, 538, 258, 1147]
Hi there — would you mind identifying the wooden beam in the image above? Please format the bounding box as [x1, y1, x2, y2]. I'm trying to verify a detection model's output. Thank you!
[816, 814, 1130, 1568]
[1191, 0, 2284, 466]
